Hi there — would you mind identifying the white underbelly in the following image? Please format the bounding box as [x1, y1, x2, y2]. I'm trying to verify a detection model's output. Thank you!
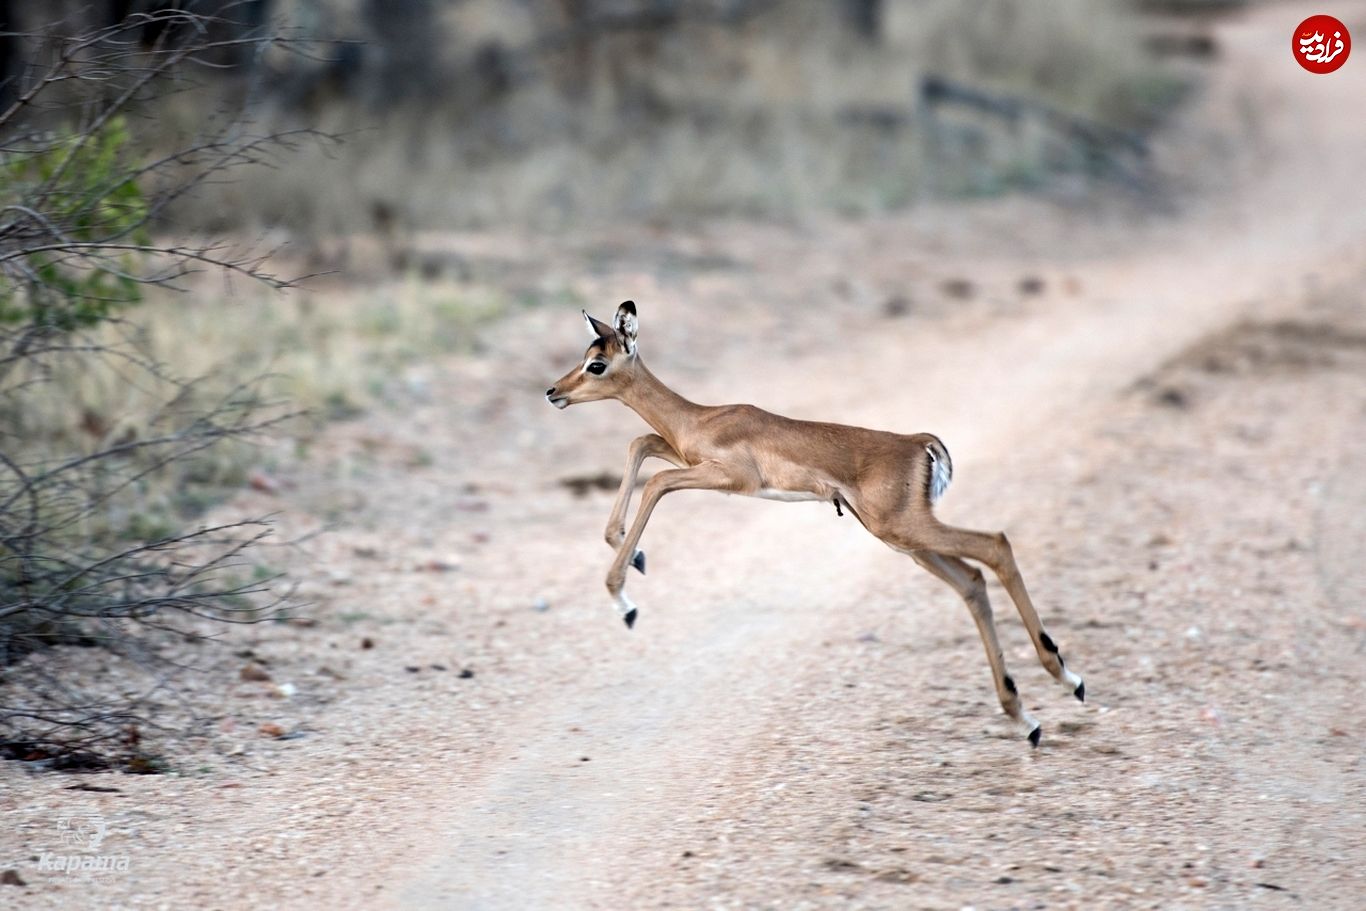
[754, 488, 827, 503]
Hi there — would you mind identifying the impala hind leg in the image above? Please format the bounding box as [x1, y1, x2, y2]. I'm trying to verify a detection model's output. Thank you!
[920, 524, 1085, 702]
[911, 552, 1041, 746]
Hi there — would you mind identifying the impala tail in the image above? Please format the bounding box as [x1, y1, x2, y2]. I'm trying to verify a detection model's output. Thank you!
[924, 436, 952, 504]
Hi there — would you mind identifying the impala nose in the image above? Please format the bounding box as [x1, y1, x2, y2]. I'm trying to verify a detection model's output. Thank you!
[545, 387, 556, 396]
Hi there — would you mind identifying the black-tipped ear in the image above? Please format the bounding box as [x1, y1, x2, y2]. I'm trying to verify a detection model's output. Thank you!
[582, 309, 614, 341]
[614, 301, 638, 355]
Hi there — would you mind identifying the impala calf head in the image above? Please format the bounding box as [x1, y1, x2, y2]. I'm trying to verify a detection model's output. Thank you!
[545, 301, 639, 409]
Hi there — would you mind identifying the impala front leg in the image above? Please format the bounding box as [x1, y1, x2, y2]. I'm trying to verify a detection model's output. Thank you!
[607, 462, 741, 629]
[605, 433, 687, 576]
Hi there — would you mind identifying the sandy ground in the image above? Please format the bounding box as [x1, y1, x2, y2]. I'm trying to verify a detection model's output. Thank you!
[3, 2, 1365, 909]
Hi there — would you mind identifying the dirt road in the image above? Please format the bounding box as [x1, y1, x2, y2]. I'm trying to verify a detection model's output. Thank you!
[4, 2, 1364, 909]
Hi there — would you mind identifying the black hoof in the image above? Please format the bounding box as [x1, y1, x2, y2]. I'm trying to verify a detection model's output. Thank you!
[1074, 681, 1085, 703]
[622, 608, 637, 630]
[1027, 725, 1042, 748]
[631, 550, 646, 575]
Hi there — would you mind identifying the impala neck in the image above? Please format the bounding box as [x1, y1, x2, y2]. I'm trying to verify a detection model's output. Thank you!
[616, 358, 700, 442]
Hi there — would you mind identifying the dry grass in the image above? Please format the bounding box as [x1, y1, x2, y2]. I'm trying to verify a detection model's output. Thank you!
[137, 275, 522, 417]
[124, 271, 524, 413]
[0, 269, 541, 536]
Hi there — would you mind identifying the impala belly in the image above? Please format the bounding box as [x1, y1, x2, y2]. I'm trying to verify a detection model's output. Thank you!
[754, 488, 827, 502]
[750, 462, 840, 503]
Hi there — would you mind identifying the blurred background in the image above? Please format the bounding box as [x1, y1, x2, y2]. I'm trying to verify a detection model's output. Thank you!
[3, 0, 1203, 235]
[9, 3, 1366, 906]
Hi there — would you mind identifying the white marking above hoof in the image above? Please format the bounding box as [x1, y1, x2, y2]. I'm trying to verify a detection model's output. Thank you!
[1021, 712, 1042, 747]
[1011, 709, 1041, 746]
[612, 590, 637, 620]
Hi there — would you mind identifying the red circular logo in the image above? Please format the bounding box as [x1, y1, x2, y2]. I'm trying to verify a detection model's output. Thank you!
[1294, 15, 1351, 73]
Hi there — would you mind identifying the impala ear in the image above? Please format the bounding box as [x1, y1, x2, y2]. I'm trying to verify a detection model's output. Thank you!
[582, 309, 614, 341]
[614, 300, 638, 355]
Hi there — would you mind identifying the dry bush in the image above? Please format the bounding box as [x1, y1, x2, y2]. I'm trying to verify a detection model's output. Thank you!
[0, 4, 320, 768]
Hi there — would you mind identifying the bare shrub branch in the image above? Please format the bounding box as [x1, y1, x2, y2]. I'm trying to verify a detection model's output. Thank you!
[0, 3, 321, 769]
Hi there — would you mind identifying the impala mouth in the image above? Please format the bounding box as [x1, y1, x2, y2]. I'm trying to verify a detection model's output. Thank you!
[546, 393, 569, 410]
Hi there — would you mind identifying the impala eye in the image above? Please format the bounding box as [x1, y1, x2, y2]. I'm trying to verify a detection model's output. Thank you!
[586, 361, 607, 375]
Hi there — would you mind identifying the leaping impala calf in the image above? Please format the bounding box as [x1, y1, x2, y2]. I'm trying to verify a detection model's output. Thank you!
[546, 301, 1084, 746]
